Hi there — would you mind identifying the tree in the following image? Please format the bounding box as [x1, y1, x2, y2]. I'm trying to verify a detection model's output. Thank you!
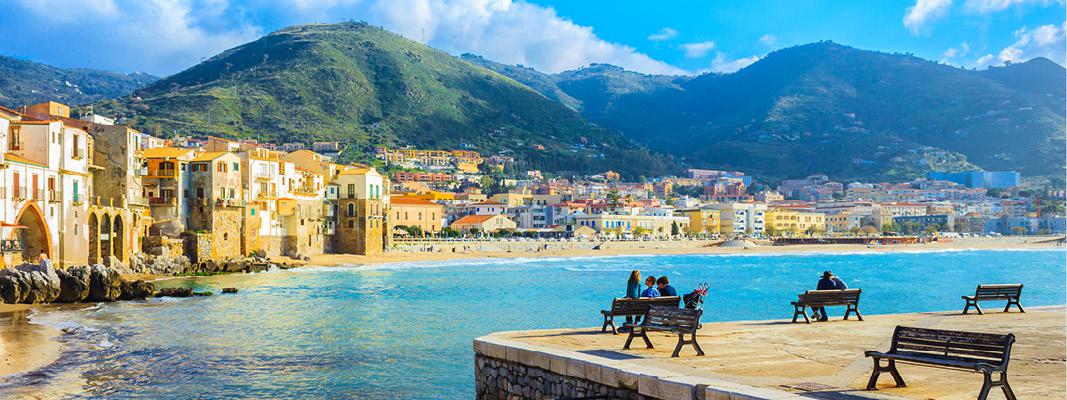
[671, 221, 680, 236]
[881, 223, 898, 233]
[765, 225, 779, 237]
[606, 189, 621, 209]
[849, 227, 863, 236]
[861, 225, 879, 235]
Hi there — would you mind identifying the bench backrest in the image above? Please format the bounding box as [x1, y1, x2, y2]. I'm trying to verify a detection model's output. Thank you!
[890, 326, 1014, 368]
[645, 305, 701, 332]
[974, 284, 1023, 299]
[798, 289, 861, 305]
[610, 296, 680, 315]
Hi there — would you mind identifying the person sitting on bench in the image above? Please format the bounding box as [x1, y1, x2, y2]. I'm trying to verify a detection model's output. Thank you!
[641, 276, 661, 298]
[656, 276, 678, 297]
[814, 270, 847, 322]
[620, 270, 643, 333]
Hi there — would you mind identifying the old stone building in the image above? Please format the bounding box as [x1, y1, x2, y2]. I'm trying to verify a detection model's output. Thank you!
[185, 152, 247, 261]
[333, 167, 386, 256]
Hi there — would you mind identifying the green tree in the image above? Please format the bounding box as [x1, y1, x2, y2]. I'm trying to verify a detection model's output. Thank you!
[671, 221, 680, 236]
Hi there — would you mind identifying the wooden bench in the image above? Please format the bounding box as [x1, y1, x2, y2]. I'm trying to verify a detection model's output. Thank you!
[600, 296, 680, 334]
[865, 326, 1016, 400]
[622, 305, 704, 358]
[963, 284, 1024, 315]
[790, 289, 862, 323]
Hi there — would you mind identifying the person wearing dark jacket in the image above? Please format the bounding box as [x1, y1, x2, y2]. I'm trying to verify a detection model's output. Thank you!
[656, 276, 678, 297]
[813, 270, 847, 321]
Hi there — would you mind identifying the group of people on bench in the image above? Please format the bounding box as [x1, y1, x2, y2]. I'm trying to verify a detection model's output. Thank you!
[813, 270, 848, 322]
[620, 270, 677, 332]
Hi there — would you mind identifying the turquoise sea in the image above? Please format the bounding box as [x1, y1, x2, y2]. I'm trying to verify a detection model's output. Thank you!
[3, 249, 1064, 399]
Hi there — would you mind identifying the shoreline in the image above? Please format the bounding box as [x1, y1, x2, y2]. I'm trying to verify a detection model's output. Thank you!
[0, 238, 1061, 386]
[309, 237, 1063, 267]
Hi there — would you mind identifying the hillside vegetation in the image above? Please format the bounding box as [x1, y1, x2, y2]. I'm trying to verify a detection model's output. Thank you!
[0, 55, 156, 108]
[473, 42, 1065, 182]
[92, 22, 676, 178]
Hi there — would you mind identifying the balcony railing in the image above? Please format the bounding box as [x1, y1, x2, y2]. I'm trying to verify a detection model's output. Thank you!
[149, 196, 177, 205]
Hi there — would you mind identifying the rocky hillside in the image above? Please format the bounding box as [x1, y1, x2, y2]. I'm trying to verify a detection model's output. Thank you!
[0, 55, 156, 108]
[473, 42, 1065, 182]
[91, 22, 677, 178]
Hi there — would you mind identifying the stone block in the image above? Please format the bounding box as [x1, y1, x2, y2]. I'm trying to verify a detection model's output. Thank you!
[565, 357, 587, 380]
[597, 364, 620, 387]
[638, 373, 661, 398]
[548, 353, 569, 375]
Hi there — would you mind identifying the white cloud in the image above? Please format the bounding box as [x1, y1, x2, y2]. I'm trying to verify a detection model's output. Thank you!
[997, 24, 1066, 64]
[963, 0, 1061, 13]
[10, 0, 261, 75]
[710, 52, 760, 73]
[940, 41, 971, 63]
[759, 34, 778, 46]
[974, 53, 997, 67]
[648, 28, 678, 41]
[680, 41, 716, 58]
[7, 0, 686, 76]
[345, 0, 686, 74]
[903, 0, 953, 34]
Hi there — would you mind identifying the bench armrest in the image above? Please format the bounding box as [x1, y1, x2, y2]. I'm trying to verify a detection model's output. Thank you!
[864, 351, 888, 358]
[962, 295, 974, 300]
[975, 363, 1003, 373]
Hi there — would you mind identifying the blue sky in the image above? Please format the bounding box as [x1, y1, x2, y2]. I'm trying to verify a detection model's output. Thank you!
[0, 0, 1062, 76]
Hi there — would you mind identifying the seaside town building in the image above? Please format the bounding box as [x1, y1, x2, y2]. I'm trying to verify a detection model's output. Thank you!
[389, 196, 444, 235]
[450, 214, 517, 233]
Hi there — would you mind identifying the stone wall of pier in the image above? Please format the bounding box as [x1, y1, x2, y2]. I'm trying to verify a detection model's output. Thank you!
[476, 354, 648, 400]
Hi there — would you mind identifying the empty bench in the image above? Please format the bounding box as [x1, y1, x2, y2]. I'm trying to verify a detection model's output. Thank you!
[600, 296, 680, 334]
[963, 284, 1024, 315]
[790, 289, 863, 323]
[622, 305, 704, 358]
[865, 326, 1016, 400]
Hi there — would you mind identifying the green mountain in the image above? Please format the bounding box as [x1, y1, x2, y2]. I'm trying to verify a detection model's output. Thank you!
[478, 42, 1065, 182]
[90, 22, 675, 178]
[0, 55, 157, 108]
[460, 53, 581, 111]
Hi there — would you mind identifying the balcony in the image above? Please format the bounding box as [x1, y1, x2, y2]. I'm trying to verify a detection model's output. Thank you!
[0, 239, 23, 254]
[12, 187, 26, 201]
[149, 196, 177, 205]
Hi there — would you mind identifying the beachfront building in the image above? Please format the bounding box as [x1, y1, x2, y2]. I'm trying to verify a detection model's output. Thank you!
[707, 203, 767, 236]
[893, 214, 954, 233]
[0, 109, 92, 267]
[141, 147, 198, 238]
[450, 214, 517, 233]
[389, 196, 443, 236]
[764, 208, 826, 236]
[572, 213, 689, 237]
[680, 208, 721, 236]
[185, 152, 248, 261]
[333, 167, 386, 256]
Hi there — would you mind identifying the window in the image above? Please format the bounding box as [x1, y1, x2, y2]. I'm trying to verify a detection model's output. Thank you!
[347, 184, 355, 199]
[71, 133, 81, 158]
[347, 203, 355, 217]
[233, 162, 239, 172]
[196, 187, 204, 198]
[9, 126, 20, 150]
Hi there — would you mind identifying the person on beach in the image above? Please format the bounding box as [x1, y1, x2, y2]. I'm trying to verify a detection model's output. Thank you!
[641, 276, 661, 298]
[656, 276, 678, 297]
[620, 270, 643, 332]
[813, 270, 847, 322]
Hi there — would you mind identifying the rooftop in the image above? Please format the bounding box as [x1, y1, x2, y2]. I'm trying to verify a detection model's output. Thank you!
[477, 307, 1065, 399]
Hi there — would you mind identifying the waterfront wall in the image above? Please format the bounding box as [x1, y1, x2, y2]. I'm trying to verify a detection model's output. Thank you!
[474, 334, 806, 400]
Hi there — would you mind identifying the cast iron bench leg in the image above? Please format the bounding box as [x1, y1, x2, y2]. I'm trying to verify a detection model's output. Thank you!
[867, 358, 906, 390]
[978, 371, 993, 400]
[1001, 372, 1017, 400]
[974, 302, 985, 315]
[672, 334, 685, 358]
[1005, 298, 1025, 313]
[793, 304, 811, 324]
[690, 332, 705, 356]
[962, 297, 974, 314]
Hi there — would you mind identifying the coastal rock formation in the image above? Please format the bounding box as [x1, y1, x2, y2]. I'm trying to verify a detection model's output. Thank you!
[55, 266, 92, 303]
[87, 264, 123, 302]
[157, 287, 194, 298]
[128, 252, 192, 275]
[0, 261, 61, 304]
[118, 280, 156, 300]
[0, 262, 156, 304]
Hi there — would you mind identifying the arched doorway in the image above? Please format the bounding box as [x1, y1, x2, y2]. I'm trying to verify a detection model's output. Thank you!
[88, 213, 100, 265]
[14, 204, 51, 264]
[112, 215, 124, 262]
[100, 214, 112, 266]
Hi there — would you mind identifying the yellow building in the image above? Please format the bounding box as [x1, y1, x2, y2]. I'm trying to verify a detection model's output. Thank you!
[389, 196, 444, 235]
[765, 208, 826, 235]
[682, 209, 721, 236]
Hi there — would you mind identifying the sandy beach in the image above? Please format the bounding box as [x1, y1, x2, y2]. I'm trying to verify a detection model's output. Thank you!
[0, 237, 1060, 387]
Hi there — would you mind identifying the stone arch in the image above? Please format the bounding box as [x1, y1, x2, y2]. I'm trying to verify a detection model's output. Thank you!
[13, 202, 51, 263]
[88, 213, 100, 265]
[112, 215, 124, 262]
[100, 213, 112, 266]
